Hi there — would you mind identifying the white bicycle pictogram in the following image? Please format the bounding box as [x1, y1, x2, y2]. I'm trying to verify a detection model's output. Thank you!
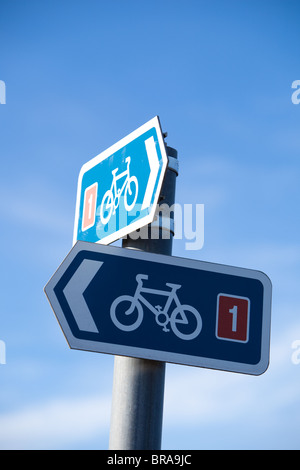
[110, 274, 202, 341]
[100, 156, 138, 225]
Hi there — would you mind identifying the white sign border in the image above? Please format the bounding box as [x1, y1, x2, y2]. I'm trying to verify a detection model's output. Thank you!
[73, 116, 168, 246]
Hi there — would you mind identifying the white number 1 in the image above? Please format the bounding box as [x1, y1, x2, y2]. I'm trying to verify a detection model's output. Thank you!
[82, 182, 98, 232]
[88, 193, 94, 220]
[229, 305, 238, 332]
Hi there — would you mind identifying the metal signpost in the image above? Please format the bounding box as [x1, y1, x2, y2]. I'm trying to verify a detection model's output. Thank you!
[44, 116, 272, 451]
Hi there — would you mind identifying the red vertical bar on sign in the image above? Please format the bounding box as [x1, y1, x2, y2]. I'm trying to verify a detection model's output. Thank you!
[216, 294, 250, 343]
[82, 183, 98, 232]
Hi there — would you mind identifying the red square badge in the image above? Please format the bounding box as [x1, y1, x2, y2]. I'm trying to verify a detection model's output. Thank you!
[216, 294, 250, 343]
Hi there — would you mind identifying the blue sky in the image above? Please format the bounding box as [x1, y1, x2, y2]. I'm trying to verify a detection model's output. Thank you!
[0, 0, 300, 449]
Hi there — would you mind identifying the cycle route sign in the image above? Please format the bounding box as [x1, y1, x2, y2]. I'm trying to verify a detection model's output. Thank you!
[44, 241, 272, 375]
[73, 116, 168, 246]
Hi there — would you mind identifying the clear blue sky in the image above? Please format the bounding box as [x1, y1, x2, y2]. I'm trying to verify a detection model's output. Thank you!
[0, 0, 300, 449]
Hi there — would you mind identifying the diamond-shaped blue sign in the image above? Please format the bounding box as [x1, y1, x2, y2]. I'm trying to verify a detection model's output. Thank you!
[73, 116, 168, 245]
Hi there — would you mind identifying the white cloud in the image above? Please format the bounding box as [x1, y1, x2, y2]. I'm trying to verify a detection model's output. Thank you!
[163, 321, 300, 449]
[0, 394, 111, 450]
[1, 322, 299, 450]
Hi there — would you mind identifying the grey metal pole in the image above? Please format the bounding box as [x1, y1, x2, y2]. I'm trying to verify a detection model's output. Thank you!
[109, 144, 178, 450]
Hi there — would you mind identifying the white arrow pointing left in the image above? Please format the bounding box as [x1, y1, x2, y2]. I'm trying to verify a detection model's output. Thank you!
[63, 259, 103, 333]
